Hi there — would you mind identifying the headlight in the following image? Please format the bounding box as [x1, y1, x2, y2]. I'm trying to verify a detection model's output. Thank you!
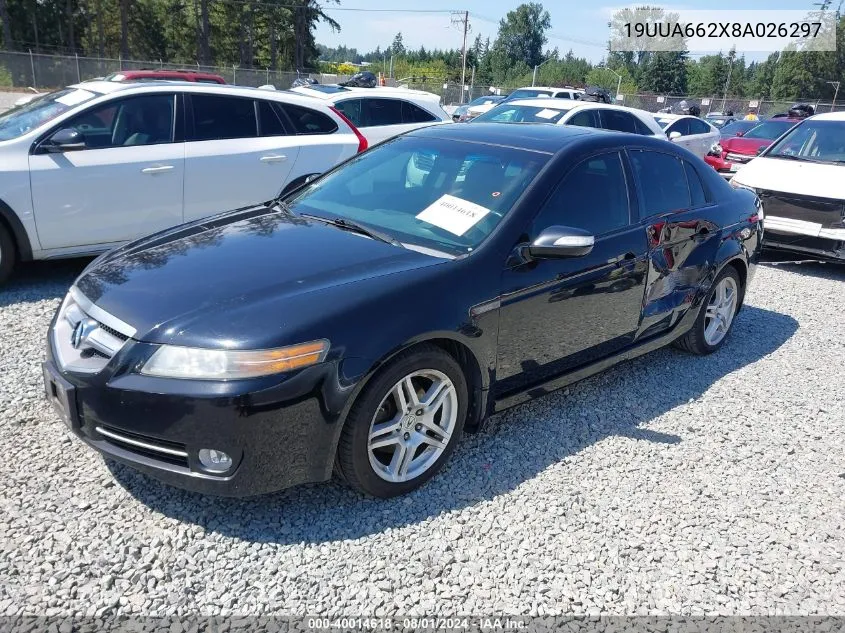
[708, 143, 723, 157]
[139, 339, 329, 380]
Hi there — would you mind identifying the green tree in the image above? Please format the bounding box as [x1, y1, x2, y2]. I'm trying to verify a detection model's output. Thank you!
[390, 32, 405, 57]
[640, 51, 687, 95]
[489, 2, 551, 76]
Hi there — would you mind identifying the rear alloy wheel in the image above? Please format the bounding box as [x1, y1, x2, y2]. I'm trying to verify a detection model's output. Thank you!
[675, 266, 742, 355]
[338, 345, 467, 497]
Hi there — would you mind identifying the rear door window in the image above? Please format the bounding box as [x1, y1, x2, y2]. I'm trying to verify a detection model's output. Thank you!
[629, 149, 691, 216]
[667, 118, 691, 136]
[688, 118, 712, 135]
[257, 99, 288, 136]
[684, 161, 708, 206]
[277, 103, 338, 135]
[599, 110, 638, 134]
[402, 101, 437, 123]
[333, 99, 363, 127]
[189, 94, 257, 141]
[363, 98, 404, 127]
[567, 109, 600, 128]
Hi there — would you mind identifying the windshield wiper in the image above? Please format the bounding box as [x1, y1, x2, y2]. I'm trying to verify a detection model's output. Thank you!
[299, 214, 403, 247]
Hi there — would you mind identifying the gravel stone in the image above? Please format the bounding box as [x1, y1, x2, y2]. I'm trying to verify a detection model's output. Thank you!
[1, 257, 844, 616]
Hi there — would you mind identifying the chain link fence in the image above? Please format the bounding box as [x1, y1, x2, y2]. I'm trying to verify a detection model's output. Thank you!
[4, 51, 845, 116]
[0, 50, 356, 90]
[619, 93, 845, 116]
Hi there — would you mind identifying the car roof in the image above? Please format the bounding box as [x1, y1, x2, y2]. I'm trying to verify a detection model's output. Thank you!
[512, 86, 583, 92]
[292, 84, 440, 101]
[502, 98, 581, 111]
[808, 112, 845, 121]
[66, 80, 336, 108]
[407, 121, 611, 153]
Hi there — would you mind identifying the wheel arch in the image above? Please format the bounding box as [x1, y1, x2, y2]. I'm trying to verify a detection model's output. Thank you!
[0, 199, 34, 261]
[341, 334, 490, 436]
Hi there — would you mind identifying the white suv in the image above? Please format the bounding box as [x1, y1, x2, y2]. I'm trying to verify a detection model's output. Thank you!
[0, 81, 366, 282]
[291, 84, 451, 146]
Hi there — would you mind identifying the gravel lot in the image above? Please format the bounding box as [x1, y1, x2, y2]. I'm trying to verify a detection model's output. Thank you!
[1, 256, 844, 618]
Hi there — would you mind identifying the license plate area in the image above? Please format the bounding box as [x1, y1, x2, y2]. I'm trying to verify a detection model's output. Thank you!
[42, 362, 79, 430]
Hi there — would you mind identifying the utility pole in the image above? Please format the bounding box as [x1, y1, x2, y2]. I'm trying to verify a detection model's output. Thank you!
[721, 57, 734, 111]
[827, 81, 840, 111]
[451, 11, 469, 105]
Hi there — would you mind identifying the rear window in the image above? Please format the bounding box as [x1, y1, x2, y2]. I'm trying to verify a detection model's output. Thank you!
[629, 149, 691, 215]
[278, 103, 338, 135]
[508, 89, 553, 99]
[474, 104, 567, 124]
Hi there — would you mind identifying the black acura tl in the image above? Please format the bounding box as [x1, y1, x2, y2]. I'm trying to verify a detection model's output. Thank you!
[43, 124, 762, 498]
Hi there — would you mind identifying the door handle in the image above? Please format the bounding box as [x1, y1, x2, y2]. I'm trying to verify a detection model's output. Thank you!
[260, 154, 287, 163]
[141, 165, 174, 174]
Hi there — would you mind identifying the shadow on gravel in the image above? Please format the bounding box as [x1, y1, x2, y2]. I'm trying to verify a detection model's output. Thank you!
[109, 304, 798, 544]
[0, 258, 91, 308]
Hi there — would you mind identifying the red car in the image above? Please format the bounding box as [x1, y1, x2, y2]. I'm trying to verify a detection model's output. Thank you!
[704, 118, 801, 177]
[104, 69, 227, 84]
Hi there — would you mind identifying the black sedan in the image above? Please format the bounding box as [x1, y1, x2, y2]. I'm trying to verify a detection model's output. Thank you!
[43, 124, 762, 498]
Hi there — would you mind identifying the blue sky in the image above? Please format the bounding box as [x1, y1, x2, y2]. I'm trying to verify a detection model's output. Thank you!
[315, 0, 810, 63]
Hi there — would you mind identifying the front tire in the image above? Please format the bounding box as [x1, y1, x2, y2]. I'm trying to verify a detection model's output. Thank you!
[0, 224, 16, 285]
[675, 266, 741, 355]
[337, 345, 468, 498]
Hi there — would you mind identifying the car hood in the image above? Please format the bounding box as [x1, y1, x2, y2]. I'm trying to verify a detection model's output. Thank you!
[76, 205, 445, 346]
[733, 157, 845, 199]
[721, 136, 773, 155]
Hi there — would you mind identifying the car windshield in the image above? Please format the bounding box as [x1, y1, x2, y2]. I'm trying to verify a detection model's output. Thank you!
[508, 89, 552, 99]
[469, 96, 500, 106]
[720, 120, 755, 137]
[286, 136, 549, 256]
[473, 104, 567, 124]
[707, 117, 730, 128]
[766, 120, 845, 164]
[0, 87, 98, 141]
[742, 120, 794, 140]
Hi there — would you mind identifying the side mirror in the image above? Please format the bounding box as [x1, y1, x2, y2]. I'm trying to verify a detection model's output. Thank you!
[668, 131, 682, 140]
[527, 226, 595, 259]
[44, 128, 85, 152]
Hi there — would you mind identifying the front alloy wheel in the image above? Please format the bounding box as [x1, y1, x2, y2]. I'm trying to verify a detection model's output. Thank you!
[337, 345, 467, 497]
[367, 370, 458, 483]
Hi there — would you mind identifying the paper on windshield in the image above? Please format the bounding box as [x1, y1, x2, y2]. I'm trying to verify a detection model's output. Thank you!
[535, 108, 560, 120]
[56, 89, 95, 107]
[416, 194, 491, 236]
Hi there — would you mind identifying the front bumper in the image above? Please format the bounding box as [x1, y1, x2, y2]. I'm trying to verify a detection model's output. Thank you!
[43, 340, 352, 497]
[704, 154, 748, 179]
[759, 192, 845, 262]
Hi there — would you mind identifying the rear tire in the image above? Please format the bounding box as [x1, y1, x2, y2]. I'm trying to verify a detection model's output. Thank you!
[337, 345, 468, 498]
[0, 224, 16, 285]
[675, 266, 742, 355]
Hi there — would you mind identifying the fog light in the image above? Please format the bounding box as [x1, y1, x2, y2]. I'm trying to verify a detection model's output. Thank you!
[198, 449, 233, 473]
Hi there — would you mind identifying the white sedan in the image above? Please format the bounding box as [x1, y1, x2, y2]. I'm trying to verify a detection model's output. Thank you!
[472, 98, 666, 139]
[654, 113, 720, 158]
[292, 84, 451, 146]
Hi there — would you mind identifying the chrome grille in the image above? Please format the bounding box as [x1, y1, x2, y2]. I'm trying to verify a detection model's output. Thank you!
[52, 287, 136, 374]
[95, 425, 189, 468]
